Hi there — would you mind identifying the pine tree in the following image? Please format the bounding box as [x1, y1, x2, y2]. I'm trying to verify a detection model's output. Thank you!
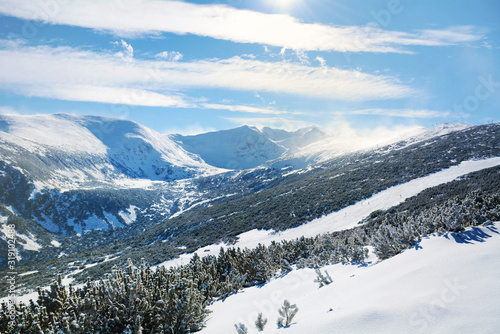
[277, 300, 299, 328]
[314, 268, 333, 288]
[255, 312, 267, 331]
[234, 322, 248, 334]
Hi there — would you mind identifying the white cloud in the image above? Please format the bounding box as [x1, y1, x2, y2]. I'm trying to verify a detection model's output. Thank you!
[19, 85, 192, 108]
[295, 49, 310, 64]
[113, 40, 133, 61]
[0, 42, 416, 104]
[172, 56, 414, 100]
[202, 103, 301, 115]
[0, 106, 19, 115]
[338, 108, 463, 118]
[418, 26, 487, 45]
[316, 56, 326, 67]
[328, 121, 427, 148]
[155, 51, 183, 61]
[0, 0, 485, 53]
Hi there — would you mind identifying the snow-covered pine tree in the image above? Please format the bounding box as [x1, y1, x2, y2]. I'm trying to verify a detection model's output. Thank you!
[234, 322, 248, 334]
[314, 268, 333, 288]
[255, 312, 268, 331]
[277, 300, 299, 328]
[371, 223, 405, 259]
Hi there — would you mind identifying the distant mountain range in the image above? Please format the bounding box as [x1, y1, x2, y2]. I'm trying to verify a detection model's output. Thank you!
[0, 114, 470, 183]
[171, 125, 330, 169]
[0, 113, 492, 275]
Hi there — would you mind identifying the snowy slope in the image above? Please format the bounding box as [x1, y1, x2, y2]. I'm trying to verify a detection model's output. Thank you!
[158, 156, 500, 267]
[0, 113, 223, 188]
[0, 114, 230, 236]
[270, 123, 470, 169]
[201, 222, 500, 334]
[72, 114, 221, 180]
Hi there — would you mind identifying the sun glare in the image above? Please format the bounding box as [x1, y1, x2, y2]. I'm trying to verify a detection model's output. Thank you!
[274, 0, 299, 11]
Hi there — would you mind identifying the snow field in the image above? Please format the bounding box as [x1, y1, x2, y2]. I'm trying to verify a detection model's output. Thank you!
[201, 222, 500, 334]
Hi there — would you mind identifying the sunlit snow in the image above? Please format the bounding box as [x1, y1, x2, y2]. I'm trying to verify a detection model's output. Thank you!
[158, 156, 500, 268]
[201, 222, 500, 334]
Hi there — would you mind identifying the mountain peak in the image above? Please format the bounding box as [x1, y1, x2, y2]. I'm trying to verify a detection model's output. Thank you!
[173, 125, 330, 170]
[0, 114, 222, 186]
[174, 125, 286, 170]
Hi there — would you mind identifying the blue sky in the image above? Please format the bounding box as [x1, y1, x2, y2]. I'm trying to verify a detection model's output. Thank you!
[0, 0, 499, 134]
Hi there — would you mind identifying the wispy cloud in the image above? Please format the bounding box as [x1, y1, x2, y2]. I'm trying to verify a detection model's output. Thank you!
[316, 56, 327, 67]
[0, 0, 485, 53]
[322, 119, 429, 151]
[113, 40, 134, 61]
[19, 85, 192, 108]
[0, 41, 415, 105]
[417, 26, 487, 45]
[155, 51, 183, 61]
[336, 108, 465, 118]
[202, 103, 302, 116]
[0, 106, 20, 115]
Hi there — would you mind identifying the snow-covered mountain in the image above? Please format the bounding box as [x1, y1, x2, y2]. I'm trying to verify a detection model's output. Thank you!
[261, 125, 329, 153]
[0, 113, 223, 188]
[0, 113, 484, 268]
[269, 123, 470, 169]
[171, 125, 329, 169]
[171, 126, 285, 170]
[0, 113, 232, 239]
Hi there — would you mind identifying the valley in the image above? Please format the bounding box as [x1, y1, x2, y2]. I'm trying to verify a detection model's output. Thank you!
[0, 116, 499, 333]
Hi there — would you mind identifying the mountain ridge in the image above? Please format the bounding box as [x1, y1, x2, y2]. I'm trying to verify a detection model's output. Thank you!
[171, 124, 330, 170]
[0, 114, 492, 275]
[0, 117, 499, 300]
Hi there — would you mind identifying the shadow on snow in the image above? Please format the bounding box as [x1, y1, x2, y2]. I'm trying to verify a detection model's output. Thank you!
[447, 224, 499, 244]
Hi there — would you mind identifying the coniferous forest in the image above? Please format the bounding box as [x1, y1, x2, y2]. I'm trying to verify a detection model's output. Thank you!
[1, 185, 499, 333]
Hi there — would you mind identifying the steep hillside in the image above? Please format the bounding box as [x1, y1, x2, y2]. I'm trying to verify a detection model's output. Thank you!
[202, 222, 500, 334]
[2, 186, 499, 333]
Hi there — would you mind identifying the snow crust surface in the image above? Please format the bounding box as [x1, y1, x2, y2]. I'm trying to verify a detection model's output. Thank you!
[201, 222, 500, 334]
